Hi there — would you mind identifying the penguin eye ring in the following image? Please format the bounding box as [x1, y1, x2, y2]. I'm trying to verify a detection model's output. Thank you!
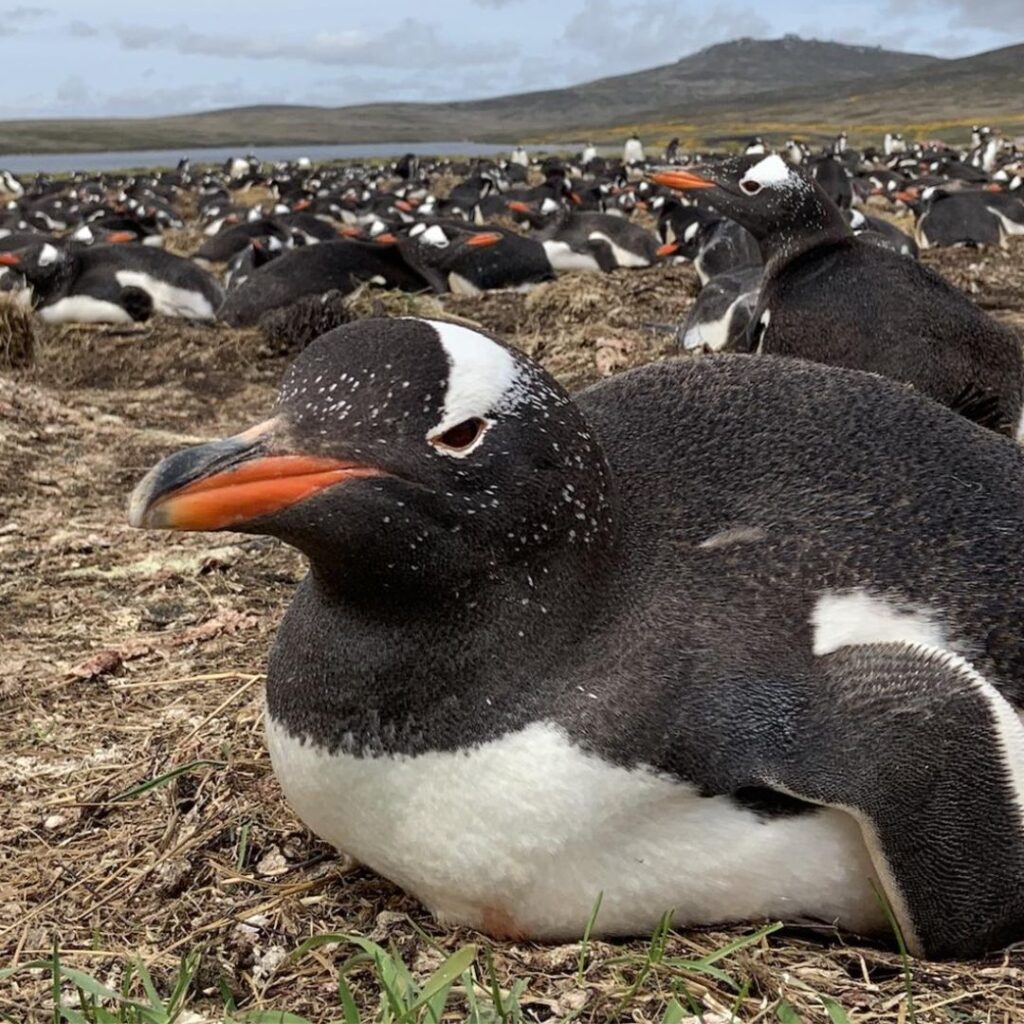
[740, 179, 762, 195]
[429, 417, 490, 456]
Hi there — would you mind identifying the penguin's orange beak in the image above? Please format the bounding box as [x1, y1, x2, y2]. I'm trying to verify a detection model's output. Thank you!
[650, 169, 715, 191]
[466, 232, 502, 247]
[507, 201, 531, 214]
[106, 231, 137, 243]
[893, 189, 918, 202]
[293, 198, 312, 211]
[128, 417, 385, 532]
[338, 225, 363, 237]
[375, 233, 398, 245]
[656, 242, 679, 257]
[0, 252, 20, 266]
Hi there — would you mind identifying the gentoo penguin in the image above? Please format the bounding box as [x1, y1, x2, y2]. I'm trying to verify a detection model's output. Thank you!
[0, 240, 223, 323]
[653, 156, 1024, 436]
[129, 316, 1024, 960]
[217, 239, 427, 327]
[540, 210, 662, 272]
[510, 146, 529, 168]
[623, 134, 645, 167]
[581, 142, 598, 168]
[196, 218, 293, 264]
[397, 222, 553, 295]
[898, 188, 1005, 249]
[743, 138, 766, 156]
[677, 265, 762, 352]
[225, 236, 285, 291]
[657, 214, 761, 285]
[845, 210, 918, 258]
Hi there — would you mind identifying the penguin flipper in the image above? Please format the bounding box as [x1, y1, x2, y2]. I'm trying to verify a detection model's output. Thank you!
[760, 643, 1024, 959]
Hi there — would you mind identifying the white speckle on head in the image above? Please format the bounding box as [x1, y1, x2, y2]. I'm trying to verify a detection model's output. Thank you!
[418, 318, 521, 450]
[39, 243, 59, 267]
[811, 590, 946, 657]
[683, 221, 700, 243]
[740, 154, 792, 190]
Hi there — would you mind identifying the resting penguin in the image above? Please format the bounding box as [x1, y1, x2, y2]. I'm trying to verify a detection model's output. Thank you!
[0, 239, 223, 323]
[130, 317, 1024, 960]
[653, 156, 1024, 438]
[540, 210, 662, 272]
[677, 265, 762, 352]
[217, 239, 428, 327]
[897, 188, 1005, 249]
[397, 222, 553, 295]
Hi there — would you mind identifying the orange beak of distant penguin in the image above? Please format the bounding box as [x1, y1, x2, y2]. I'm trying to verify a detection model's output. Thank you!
[507, 201, 532, 214]
[656, 242, 679, 257]
[338, 225, 363, 237]
[650, 169, 716, 191]
[106, 231, 138, 244]
[466, 232, 502, 247]
[128, 417, 385, 532]
[893, 189, 919, 202]
[374, 233, 399, 245]
[0, 252, 21, 266]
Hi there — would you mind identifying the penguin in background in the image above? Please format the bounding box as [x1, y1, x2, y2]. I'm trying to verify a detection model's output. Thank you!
[744, 138, 767, 156]
[784, 140, 808, 166]
[623, 134, 646, 167]
[510, 146, 530, 168]
[664, 138, 681, 164]
[653, 155, 1024, 438]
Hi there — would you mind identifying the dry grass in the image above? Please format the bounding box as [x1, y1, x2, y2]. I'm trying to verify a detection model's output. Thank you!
[0, 295, 35, 369]
[3, 231, 1024, 1022]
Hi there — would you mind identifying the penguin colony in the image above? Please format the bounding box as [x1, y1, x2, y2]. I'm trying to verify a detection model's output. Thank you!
[10, 126, 1024, 960]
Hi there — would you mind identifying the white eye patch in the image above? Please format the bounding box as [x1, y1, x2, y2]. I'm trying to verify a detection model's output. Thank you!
[683, 221, 700, 242]
[540, 197, 558, 215]
[739, 154, 791, 192]
[39, 243, 60, 267]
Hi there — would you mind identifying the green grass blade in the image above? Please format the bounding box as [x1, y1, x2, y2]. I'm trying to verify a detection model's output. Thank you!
[131, 957, 166, 1015]
[110, 760, 226, 803]
[336, 976, 361, 1024]
[402, 944, 477, 1021]
[870, 880, 916, 1024]
[242, 1013, 317, 1024]
[820, 996, 853, 1024]
[775, 999, 801, 1023]
[576, 891, 604, 984]
[660, 999, 687, 1024]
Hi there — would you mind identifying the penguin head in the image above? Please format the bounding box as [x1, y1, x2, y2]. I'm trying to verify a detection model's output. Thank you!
[128, 318, 613, 594]
[650, 153, 848, 248]
[0, 239, 69, 284]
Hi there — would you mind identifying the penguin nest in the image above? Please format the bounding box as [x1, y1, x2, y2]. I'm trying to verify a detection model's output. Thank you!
[0, 297, 36, 369]
[342, 284, 450, 322]
[258, 290, 355, 355]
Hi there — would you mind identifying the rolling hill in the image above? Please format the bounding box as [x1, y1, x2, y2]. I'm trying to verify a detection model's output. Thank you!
[0, 35, 1020, 156]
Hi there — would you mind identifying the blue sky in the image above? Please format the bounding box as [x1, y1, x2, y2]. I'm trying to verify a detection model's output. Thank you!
[1, 0, 1020, 119]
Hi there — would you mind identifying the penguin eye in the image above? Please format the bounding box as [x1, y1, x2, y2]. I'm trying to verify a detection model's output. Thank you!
[431, 417, 488, 454]
[740, 179, 762, 195]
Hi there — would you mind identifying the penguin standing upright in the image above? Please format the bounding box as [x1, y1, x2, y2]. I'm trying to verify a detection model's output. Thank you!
[131, 316, 1024, 961]
[623, 134, 646, 167]
[653, 155, 1024, 437]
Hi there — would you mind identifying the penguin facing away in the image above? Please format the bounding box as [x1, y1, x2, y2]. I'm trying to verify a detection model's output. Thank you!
[653, 156, 1024, 438]
[130, 316, 1024, 960]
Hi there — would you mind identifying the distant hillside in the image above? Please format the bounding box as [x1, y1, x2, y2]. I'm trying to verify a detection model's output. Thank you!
[0, 35, 1020, 156]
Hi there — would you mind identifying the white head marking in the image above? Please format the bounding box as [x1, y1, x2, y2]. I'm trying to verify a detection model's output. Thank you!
[417, 319, 521, 457]
[39, 243, 59, 267]
[740, 154, 791, 192]
[420, 224, 449, 248]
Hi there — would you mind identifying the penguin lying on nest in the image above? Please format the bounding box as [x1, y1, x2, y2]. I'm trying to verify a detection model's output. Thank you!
[131, 316, 1024, 960]
[653, 156, 1024, 438]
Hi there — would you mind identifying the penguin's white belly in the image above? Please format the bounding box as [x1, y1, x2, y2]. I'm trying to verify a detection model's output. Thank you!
[265, 716, 884, 938]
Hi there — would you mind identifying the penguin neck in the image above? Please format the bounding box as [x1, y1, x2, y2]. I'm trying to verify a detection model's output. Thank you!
[265, 521, 622, 756]
[757, 193, 851, 276]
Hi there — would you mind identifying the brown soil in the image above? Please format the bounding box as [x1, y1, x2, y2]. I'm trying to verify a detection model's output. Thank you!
[2, 232, 1023, 1022]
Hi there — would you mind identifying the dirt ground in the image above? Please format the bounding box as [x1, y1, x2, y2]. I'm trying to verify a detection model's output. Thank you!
[3, 234, 1024, 1022]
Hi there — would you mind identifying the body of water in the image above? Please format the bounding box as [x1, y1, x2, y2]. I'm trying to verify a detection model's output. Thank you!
[0, 141, 581, 175]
